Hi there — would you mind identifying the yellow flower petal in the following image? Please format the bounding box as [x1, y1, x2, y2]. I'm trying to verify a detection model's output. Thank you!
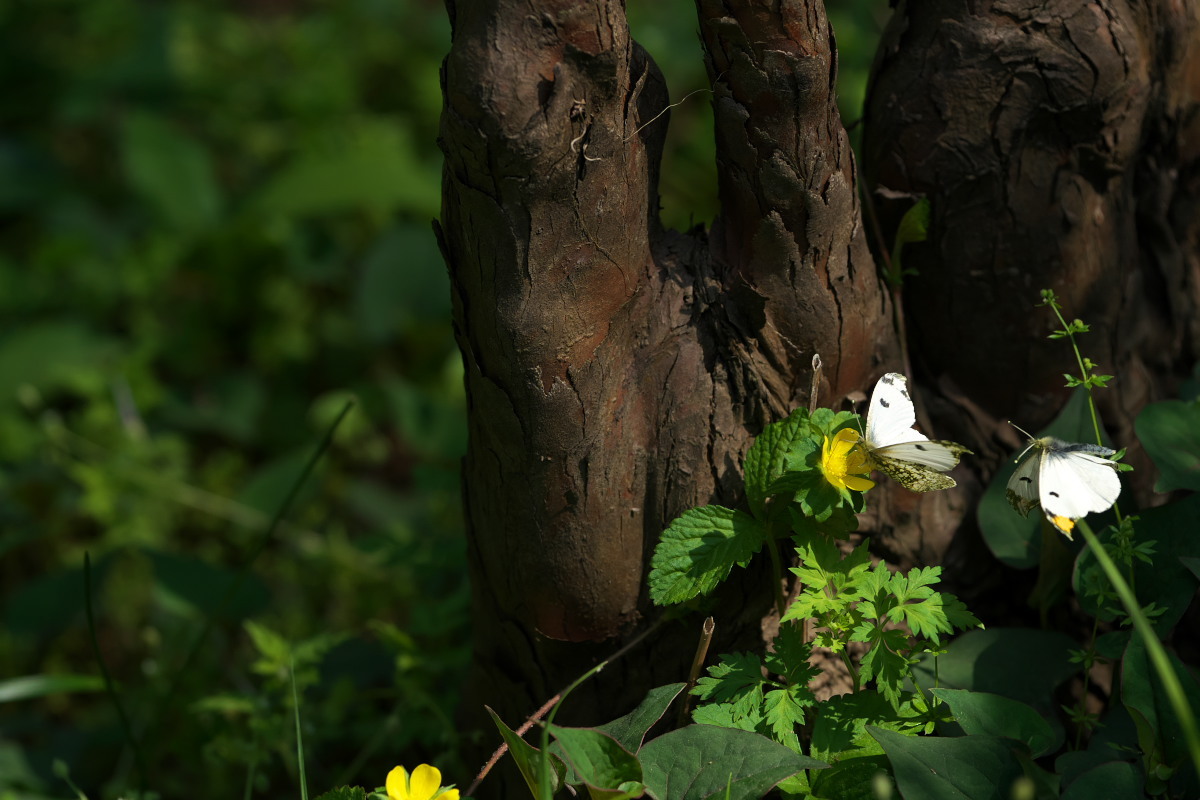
[820, 429, 874, 492]
[386, 766, 412, 800]
[437, 790, 460, 800]
[844, 474, 876, 492]
[409, 764, 443, 800]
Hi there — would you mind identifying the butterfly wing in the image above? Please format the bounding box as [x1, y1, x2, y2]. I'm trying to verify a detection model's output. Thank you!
[1038, 445, 1121, 520]
[873, 440, 971, 471]
[872, 455, 958, 492]
[865, 373, 925, 449]
[1005, 447, 1042, 517]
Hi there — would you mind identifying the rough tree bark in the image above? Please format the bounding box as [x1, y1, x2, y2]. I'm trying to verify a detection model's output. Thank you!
[863, 0, 1200, 584]
[437, 0, 1199, 793]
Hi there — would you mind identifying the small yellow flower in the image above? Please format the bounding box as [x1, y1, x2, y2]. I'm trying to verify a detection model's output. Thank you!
[820, 429, 875, 492]
[386, 764, 460, 800]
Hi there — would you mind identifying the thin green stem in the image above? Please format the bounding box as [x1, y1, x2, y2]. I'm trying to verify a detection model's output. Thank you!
[292, 656, 309, 800]
[84, 553, 148, 794]
[839, 649, 861, 692]
[764, 534, 788, 619]
[539, 662, 607, 799]
[1044, 299, 1124, 524]
[141, 400, 354, 765]
[1077, 520, 1200, 779]
[1073, 614, 1102, 751]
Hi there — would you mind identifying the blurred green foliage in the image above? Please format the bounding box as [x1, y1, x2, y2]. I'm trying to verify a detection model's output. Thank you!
[0, 0, 884, 797]
[1, 0, 465, 796]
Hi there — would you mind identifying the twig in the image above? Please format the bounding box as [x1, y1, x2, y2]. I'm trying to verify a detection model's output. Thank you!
[466, 616, 670, 796]
[677, 617, 716, 727]
[808, 354, 823, 414]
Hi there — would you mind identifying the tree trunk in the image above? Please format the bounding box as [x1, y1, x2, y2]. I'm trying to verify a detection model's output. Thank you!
[438, 0, 894, 790]
[863, 0, 1200, 493]
[437, 0, 1199, 793]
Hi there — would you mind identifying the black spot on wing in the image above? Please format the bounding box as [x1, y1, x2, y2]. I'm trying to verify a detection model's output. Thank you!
[1019, 477, 1033, 484]
[882, 375, 896, 384]
[1048, 491, 1060, 498]
[880, 399, 890, 408]
[915, 444, 927, 450]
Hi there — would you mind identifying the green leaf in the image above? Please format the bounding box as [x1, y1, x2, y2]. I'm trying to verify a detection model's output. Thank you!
[354, 223, 450, 343]
[762, 686, 810, 748]
[887, 197, 931, 287]
[931, 689, 1057, 758]
[250, 116, 438, 219]
[911, 628, 1077, 746]
[871, 727, 1025, 800]
[1136, 400, 1200, 492]
[1074, 496, 1200, 635]
[977, 389, 1099, 568]
[1120, 630, 1200, 798]
[121, 111, 222, 233]
[765, 626, 819, 687]
[1060, 760, 1144, 800]
[639, 725, 824, 800]
[808, 755, 891, 800]
[313, 787, 367, 800]
[692, 652, 767, 717]
[487, 706, 568, 798]
[648, 506, 766, 605]
[0, 674, 105, 703]
[597, 684, 687, 753]
[744, 410, 813, 518]
[547, 724, 642, 792]
[810, 693, 925, 764]
[854, 628, 910, 707]
[149, 549, 269, 622]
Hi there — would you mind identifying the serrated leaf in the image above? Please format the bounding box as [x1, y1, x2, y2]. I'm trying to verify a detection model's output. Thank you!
[639, 725, 824, 800]
[810, 693, 925, 764]
[765, 626, 819, 687]
[313, 787, 367, 800]
[649, 506, 766, 605]
[744, 411, 813, 518]
[762, 686, 810, 745]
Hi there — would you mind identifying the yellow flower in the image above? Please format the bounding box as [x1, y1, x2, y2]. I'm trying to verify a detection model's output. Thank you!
[820, 429, 875, 492]
[386, 764, 460, 800]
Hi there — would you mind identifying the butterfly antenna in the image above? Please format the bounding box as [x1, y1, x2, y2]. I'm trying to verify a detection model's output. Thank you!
[1008, 421, 1039, 462]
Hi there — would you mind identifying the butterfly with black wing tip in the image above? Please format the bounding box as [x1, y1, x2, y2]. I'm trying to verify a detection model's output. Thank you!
[1005, 427, 1122, 536]
[858, 373, 973, 492]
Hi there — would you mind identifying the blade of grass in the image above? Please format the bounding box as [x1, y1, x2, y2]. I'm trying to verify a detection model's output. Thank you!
[293, 655, 309, 800]
[84, 552, 148, 795]
[1078, 519, 1200, 780]
[140, 400, 355, 772]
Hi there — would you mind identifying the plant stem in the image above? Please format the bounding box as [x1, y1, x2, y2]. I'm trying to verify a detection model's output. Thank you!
[1077, 520, 1200, 779]
[764, 534, 788, 619]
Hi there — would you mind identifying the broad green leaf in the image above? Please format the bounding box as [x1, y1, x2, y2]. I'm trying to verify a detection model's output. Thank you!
[149, 549, 269, 622]
[1061, 760, 1144, 800]
[487, 706, 568, 798]
[121, 111, 222, 232]
[1182, 556, 1200, 584]
[0, 674, 104, 703]
[639, 725, 823, 800]
[597, 684, 686, 753]
[809, 755, 890, 800]
[547, 724, 642, 792]
[354, 223, 450, 342]
[1120, 630, 1200, 798]
[1135, 400, 1200, 492]
[977, 389, 1098, 568]
[744, 410, 812, 518]
[0, 320, 121, 403]
[871, 727, 1024, 800]
[1074, 495, 1200, 634]
[250, 117, 438, 219]
[911, 629, 1077, 727]
[931, 689, 1057, 758]
[648, 506, 766, 605]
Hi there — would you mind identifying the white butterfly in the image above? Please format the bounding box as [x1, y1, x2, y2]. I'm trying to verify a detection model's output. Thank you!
[860, 373, 972, 492]
[1005, 432, 1121, 536]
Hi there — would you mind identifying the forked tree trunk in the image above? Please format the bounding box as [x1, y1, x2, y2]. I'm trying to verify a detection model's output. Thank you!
[437, 0, 1199, 794]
